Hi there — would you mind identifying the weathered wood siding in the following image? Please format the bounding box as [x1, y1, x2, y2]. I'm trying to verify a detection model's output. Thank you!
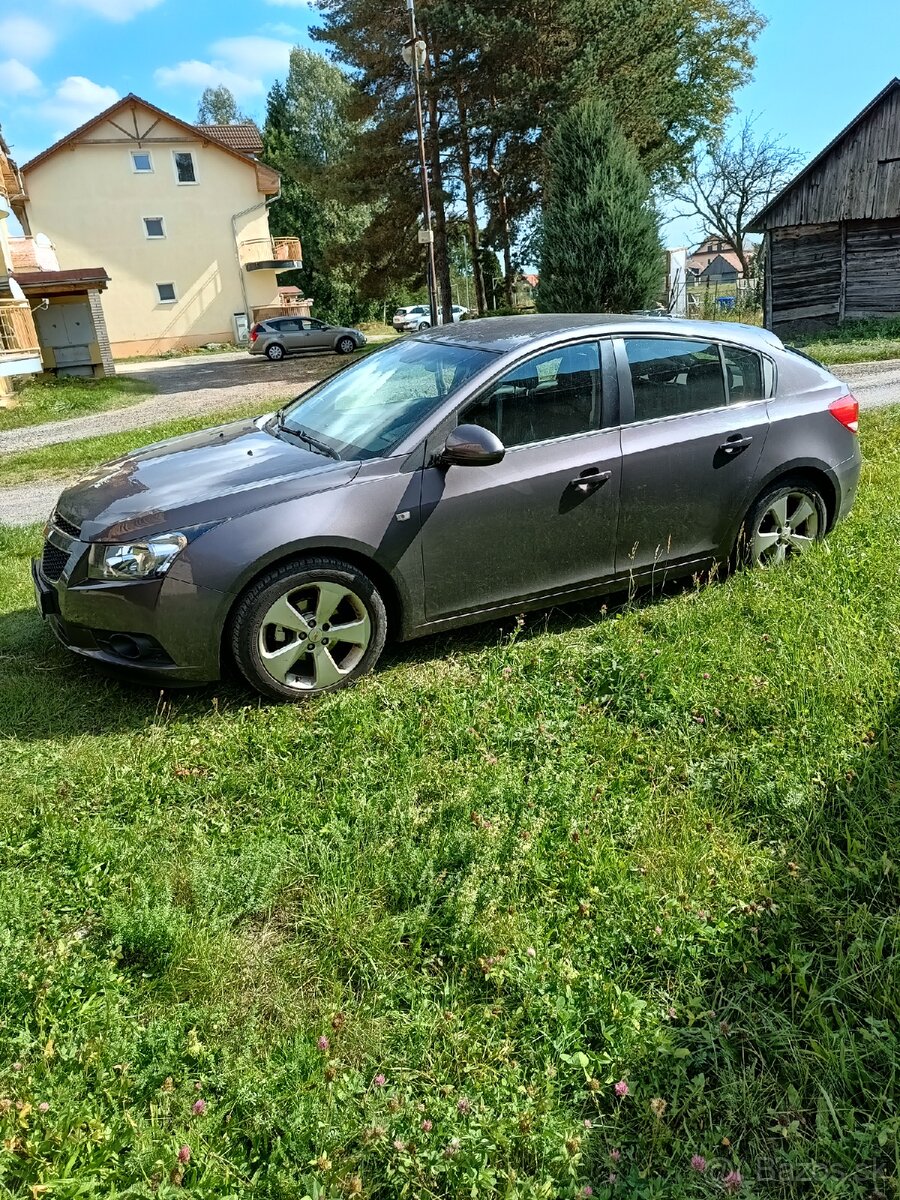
[770, 224, 842, 326]
[845, 218, 900, 317]
[756, 85, 900, 230]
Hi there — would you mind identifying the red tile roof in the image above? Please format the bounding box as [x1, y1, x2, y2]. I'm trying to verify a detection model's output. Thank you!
[197, 123, 263, 154]
[15, 267, 110, 291]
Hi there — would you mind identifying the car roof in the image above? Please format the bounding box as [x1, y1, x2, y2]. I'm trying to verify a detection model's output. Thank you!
[413, 313, 785, 354]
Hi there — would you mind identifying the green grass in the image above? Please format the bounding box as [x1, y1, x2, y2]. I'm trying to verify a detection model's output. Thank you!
[792, 317, 900, 366]
[0, 375, 155, 432]
[0, 401, 268, 488]
[2, 410, 900, 1197]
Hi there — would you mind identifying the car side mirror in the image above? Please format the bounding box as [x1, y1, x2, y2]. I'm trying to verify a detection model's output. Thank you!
[440, 423, 506, 467]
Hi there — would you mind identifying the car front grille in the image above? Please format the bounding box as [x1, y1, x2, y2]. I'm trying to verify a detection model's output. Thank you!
[42, 541, 70, 582]
[52, 511, 81, 539]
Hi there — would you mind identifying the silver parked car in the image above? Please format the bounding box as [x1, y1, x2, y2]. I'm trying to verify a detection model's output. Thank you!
[393, 304, 467, 331]
[249, 316, 366, 361]
[34, 315, 860, 702]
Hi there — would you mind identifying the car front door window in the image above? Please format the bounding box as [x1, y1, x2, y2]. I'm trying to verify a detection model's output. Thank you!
[463, 341, 601, 447]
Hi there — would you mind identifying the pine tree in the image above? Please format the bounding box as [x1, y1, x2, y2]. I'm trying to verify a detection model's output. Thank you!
[538, 100, 663, 313]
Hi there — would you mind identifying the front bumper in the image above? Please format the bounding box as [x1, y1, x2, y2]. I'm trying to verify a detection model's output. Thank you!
[32, 537, 228, 685]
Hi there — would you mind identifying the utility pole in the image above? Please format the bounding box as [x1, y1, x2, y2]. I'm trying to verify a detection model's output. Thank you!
[403, 0, 440, 326]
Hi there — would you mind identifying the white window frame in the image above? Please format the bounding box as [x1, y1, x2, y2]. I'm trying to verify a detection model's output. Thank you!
[143, 216, 166, 240]
[156, 282, 177, 304]
[172, 150, 198, 186]
[131, 150, 153, 174]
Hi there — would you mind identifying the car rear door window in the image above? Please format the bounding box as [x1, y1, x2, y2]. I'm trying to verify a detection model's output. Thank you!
[722, 344, 764, 402]
[624, 338, 726, 422]
[277, 320, 302, 333]
[464, 342, 600, 447]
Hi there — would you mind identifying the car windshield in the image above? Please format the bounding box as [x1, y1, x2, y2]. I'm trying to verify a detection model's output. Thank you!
[276, 337, 496, 461]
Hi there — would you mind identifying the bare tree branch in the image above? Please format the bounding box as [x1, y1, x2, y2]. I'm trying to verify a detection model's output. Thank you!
[669, 116, 802, 275]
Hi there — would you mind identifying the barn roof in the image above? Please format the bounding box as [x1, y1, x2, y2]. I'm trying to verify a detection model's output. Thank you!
[748, 78, 900, 232]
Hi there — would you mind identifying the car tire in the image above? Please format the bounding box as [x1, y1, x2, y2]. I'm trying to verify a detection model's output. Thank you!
[336, 336, 356, 355]
[265, 343, 286, 362]
[737, 478, 827, 569]
[417, 321, 431, 331]
[230, 556, 388, 702]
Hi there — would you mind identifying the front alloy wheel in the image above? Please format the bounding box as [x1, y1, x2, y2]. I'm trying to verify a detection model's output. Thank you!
[337, 336, 356, 355]
[231, 557, 387, 700]
[746, 484, 825, 567]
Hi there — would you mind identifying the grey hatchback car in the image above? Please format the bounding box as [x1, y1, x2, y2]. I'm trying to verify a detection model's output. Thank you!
[34, 315, 860, 701]
[249, 316, 366, 361]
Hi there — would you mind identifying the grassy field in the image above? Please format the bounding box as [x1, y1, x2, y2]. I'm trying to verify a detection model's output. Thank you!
[1, 409, 899, 1198]
[0, 375, 155, 432]
[0, 401, 268, 488]
[793, 318, 900, 367]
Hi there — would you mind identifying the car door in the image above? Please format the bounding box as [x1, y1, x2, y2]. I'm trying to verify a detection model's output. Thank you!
[615, 335, 769, 576]
[419, 339, 622, 621]
[304, 319, 333, 349]
[274, 319, 304, 352]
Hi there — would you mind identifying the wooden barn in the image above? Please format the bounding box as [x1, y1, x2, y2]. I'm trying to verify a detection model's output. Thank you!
[749, 78, 900, 333]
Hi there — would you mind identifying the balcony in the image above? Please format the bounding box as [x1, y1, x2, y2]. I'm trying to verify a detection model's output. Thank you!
[0, 301, 42, 378]
[239, 236, 303, 272]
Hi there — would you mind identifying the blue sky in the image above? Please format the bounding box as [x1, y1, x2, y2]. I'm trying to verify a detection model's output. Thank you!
[2, 0, 899, 249]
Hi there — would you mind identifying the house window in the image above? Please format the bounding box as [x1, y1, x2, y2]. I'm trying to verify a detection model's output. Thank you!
[132, 151, 153, 173]
[173, 152, 197, 184]
[143, 217, 165, 239]
[156, 282, 177, 304]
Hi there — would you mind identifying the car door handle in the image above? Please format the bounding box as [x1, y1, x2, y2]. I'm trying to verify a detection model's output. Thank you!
[719, 434, 753, 455]
[571, 469, 612, 494]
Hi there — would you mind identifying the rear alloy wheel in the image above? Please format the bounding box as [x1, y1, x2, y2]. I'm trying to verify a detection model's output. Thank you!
[336, 336, 356, 355]
[743, 482, 826, 568]
[265, 343, 286, 362]
[231, 557, 387, 701]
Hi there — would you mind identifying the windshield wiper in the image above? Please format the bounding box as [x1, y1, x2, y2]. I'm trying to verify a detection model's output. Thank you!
[282, 421, 341, 461]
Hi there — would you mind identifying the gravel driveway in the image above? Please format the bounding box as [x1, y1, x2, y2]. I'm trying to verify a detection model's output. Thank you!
[2, 353, 899, 527]
[0, 349, 356, 455]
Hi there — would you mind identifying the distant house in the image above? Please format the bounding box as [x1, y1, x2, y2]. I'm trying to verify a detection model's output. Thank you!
[687, 235, 752, 280]
[19, 94, 303, 357]
[749, 77, 900, 332]
[514, 272, 539, 306]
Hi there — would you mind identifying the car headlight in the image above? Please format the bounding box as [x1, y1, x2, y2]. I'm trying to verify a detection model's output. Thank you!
[87, 533, 189, 581]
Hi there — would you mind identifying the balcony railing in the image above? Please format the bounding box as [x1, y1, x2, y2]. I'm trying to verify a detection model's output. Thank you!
[0, 301, 40, 359]
[252, 299, 313, 323]
[0, 157, 25, 203]
[239, 236, 303, 271]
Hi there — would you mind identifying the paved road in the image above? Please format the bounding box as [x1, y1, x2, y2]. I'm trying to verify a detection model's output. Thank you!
[2, 355, 899, 527]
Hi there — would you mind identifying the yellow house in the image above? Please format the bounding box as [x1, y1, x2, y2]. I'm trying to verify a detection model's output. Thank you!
[20, 95, 302, 358]
[0, 131, 42, 391]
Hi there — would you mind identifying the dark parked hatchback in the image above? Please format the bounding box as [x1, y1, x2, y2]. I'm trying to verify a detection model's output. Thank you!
[34, 315, 861, 701]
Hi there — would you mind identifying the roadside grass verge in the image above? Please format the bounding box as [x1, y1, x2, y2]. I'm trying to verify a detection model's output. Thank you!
[793, 317, 900, 366]
[0, 374, 155, 432]
[0, 400, 271, 488]
[1, 409, 900, 1196]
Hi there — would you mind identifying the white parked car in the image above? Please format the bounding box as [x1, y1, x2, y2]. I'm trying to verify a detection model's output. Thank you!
[392, 304, 468, 332]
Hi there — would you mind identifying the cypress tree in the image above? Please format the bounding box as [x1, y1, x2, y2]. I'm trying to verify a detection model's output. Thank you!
[538, 100, 663, 313]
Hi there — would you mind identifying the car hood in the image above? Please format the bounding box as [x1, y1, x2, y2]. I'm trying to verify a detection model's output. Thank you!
[57, 416, 361, 542]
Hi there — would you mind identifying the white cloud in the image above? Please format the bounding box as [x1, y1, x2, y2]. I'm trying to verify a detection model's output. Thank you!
[209, 36, 293, 76]
[0, 16, 55, 61]
[39, 76, 119, 126]
[155, 37, 293, 102]
[64, 0, 164, 20]
[154, 60, 266, 102]
[262, 22, 302, 37]
[0, 59, 42, 95]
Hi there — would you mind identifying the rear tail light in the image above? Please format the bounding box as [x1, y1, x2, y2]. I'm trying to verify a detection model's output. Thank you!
[829, 394, 859, 434]
[250, 325, 260, 343]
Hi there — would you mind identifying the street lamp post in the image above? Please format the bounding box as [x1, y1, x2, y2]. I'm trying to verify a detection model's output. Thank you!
[402, 0, 440, 327]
